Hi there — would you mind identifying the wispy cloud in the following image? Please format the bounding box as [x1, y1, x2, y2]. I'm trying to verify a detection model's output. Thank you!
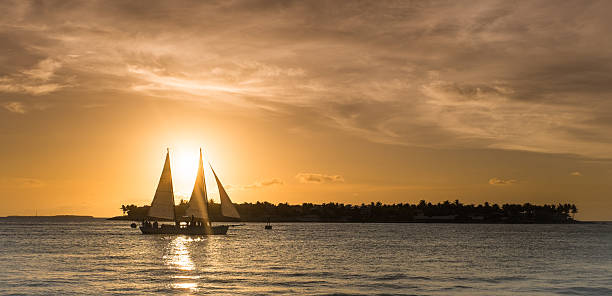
[570, 171, 582, 176]
[227, 178, 284, 190]
[2, 1, 612, 158]
[244, 178, 284, 189]
[488, 178, 517, 185]
[0, 58, 67, 95]
[0, 177, 45, 188]
[21, 58, 61, 81]
[296, 173, 345, 184]
[3, 102, 27, 114]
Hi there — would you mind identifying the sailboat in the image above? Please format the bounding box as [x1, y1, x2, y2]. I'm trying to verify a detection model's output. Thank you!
[139, 148, 240, 235]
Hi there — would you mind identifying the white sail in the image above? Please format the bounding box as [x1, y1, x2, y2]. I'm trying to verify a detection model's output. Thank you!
[185, 149, 209, 221]
[148, 150, 175, 220]
[209, 163, 240, 219]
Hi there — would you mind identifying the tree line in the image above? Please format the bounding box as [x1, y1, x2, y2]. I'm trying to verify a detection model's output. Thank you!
[118, 199, 578, 223]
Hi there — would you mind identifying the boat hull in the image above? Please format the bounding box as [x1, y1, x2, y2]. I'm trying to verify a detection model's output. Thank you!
[139, 225, 229, 235]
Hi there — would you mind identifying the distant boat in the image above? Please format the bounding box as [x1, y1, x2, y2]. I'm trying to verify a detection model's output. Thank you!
[139, 148, 240, 235]
[265, 217, 272, 230]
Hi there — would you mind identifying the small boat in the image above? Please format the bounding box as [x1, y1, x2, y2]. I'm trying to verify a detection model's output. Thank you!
[265, 217, 272, 230]
[139, 148, 240, 235]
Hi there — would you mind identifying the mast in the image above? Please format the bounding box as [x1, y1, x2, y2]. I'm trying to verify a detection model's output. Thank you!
[148, 149, 176, 220]
[185, 148, 210, 222]
[209, 162, 240, 219]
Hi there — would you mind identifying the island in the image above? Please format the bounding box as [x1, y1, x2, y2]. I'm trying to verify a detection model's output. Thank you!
[110, 200, 579, 223]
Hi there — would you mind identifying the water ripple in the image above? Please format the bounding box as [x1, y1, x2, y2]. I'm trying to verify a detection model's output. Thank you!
[0, 221, 611, 295]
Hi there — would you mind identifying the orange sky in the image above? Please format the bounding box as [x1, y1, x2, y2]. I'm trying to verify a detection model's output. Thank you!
[1, 1, 611, 220]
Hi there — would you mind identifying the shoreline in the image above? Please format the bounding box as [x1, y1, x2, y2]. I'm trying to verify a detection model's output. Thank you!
[3, 215, 95, 219]
[0, 215, 603, 224]
[106, 215, 595, 224]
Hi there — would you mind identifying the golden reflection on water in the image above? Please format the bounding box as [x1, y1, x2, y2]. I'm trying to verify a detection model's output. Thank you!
[172, 282, 198, 290]
[168, 236, 194, 271]
[165, 236, 201, 292]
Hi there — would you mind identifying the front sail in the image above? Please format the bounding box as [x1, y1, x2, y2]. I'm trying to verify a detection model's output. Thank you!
[209, 163, 240, 219]
[185, 149, 209, 222]
[148, 150, 175, 220]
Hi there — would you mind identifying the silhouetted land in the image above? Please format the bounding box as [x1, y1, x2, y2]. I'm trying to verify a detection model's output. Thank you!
[111, 200, 579, 223]
[2, 215, 95, 220]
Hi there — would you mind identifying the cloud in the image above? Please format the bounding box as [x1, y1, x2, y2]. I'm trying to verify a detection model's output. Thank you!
[3, 102, 27, 114]
[244, 178, 284, 189]
[21, 58, 61, 81]
[0, 177, 45, 188]
[0, 58, 67, 95]
[488, 178, 517, 185]
[570, 171, 582, 176]
[2, 1, 612, 158]
[296, 173, 345, 184]
[227, 178, 284, 190]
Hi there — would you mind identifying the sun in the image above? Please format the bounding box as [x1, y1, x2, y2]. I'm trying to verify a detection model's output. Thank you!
[170, 146, 200, 201]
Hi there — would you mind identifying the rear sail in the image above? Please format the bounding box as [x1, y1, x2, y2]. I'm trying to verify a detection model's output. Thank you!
[148, 149, 175, 220]
[185, 149, 209, 222]
[209, 163, 240, 219]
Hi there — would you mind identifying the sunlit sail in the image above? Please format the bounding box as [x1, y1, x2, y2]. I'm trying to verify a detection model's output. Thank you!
[184, 149, 209, 222]
[210, 163, 240, 219]
[148, 149, 175, 220]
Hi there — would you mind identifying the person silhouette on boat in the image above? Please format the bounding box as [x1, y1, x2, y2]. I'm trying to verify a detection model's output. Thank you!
[153, 221, 158, 228]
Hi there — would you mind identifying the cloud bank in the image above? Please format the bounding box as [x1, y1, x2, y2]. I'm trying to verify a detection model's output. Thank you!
[2, 1, 612, 158]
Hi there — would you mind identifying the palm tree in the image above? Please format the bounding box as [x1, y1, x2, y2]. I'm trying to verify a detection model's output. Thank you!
[120, 205, 127, 216]
[570, 204, 578, 220]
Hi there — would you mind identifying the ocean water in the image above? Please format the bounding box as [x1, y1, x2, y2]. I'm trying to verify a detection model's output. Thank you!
[0, 220, 611, 295]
